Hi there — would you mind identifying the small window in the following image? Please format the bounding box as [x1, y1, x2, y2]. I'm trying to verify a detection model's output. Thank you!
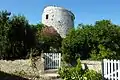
[58, 21, 61, 23]
[71, 16, 73, 21]
[46, 14, 48, 19]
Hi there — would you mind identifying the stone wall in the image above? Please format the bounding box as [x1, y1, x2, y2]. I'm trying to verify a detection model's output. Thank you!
[0, 57, 102, 76]
[0, 57, 44, 76]
[81, 60, 102, 73]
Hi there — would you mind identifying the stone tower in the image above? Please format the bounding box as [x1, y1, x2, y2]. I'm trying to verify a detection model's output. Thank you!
[42, 6, 75, 38]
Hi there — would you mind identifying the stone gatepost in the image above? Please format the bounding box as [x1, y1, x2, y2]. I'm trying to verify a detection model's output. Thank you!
[34, 56, 45, 74]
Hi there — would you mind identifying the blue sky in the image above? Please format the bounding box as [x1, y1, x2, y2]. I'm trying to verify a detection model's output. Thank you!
[0, 0, 120, 26]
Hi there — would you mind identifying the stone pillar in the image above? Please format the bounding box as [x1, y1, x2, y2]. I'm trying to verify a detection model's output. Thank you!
[35, 57, 45, 74]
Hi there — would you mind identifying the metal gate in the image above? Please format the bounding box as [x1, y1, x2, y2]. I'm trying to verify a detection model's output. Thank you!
[44, 53, 61, 69]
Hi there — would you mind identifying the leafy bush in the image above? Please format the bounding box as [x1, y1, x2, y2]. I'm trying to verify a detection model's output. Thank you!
[37, 26, 62, 53]
[83, 70, 102, 80]
[0, 10, 39, 60]
[62, 20, 120, 62]
[59, 59, 84, 80]
[90, 44, 114, 60]
[58, 58, 102, 80]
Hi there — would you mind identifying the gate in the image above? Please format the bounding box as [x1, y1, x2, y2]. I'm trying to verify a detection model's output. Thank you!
[44, 53, 61, 69]
[102, 59, 120, 80]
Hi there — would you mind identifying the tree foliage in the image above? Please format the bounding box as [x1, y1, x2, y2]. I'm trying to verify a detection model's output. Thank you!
[0, 10, 11, 59]
[1, 10, 120, 61]
[8, 15, 35, 59]
[0, 10, 63, 60]
[62, 20, 120, 63]
[37, 26, 62, 53]
[0, 10, 39, 59]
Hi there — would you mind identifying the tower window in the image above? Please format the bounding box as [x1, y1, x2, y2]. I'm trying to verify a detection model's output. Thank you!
[46, 14, 48, 19]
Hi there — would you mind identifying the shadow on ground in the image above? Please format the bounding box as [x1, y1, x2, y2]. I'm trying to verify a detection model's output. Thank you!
[0, 71, 29, 80]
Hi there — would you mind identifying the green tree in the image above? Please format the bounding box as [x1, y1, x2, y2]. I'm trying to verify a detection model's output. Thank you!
[7, 15, 29, 59]
[62, 20, 120, 63]
[7, 15, 39, 59]
[90, 20, 120, 60]
[62, 25, 94, 63]
[0, 10, 11, 59]
[37, 26, 62, 53]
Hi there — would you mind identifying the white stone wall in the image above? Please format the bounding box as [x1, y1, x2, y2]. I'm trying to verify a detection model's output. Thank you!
[42, 6, 74, 38]
[0, 58, 44, 76]
[81, 60, 102, 73]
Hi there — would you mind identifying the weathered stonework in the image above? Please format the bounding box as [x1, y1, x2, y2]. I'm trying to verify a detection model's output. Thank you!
[42, 6, 74, 38]
[81, 60, 102, 73]
[61, 60, 102, 73]
[0, 57, 44, 76]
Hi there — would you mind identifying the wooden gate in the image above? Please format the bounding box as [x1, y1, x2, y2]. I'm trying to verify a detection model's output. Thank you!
[44, 53, 61, 69]
[102, 59, 120, 80]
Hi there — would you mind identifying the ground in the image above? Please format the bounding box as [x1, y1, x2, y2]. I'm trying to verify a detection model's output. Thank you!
[0, 70, 61, 80]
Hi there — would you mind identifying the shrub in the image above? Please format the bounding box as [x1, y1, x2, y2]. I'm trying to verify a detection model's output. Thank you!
[62, 20, 120, 62]
[58, 58, 102, 80]
[83, 70, 102, 80]
[90, 44, 116, 60]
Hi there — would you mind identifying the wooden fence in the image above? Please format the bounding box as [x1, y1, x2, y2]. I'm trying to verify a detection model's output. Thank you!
[44, 53, 61, 69]
[102, 59, 120, 80]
